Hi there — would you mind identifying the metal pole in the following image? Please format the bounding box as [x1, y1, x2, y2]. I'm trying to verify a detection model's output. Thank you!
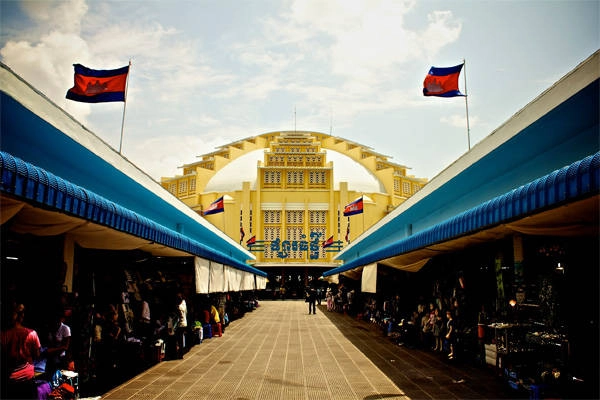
[463, 59, 471, 150]
[119, 60, 132, 154]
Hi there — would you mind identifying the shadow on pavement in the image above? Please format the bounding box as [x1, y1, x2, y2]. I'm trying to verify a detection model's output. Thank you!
[319, 306, 522, 400]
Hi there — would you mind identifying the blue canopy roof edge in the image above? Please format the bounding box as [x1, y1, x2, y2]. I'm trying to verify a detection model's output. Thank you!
[0, 151, 266, 277]
[1, 63, 254, 266]
[323, 152, 599, 277]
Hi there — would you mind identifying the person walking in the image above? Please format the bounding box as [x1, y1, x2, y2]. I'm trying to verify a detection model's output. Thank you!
[306, 288, 317, 315]
[1, 303, 42, 399]
[175, 293, 188, 359]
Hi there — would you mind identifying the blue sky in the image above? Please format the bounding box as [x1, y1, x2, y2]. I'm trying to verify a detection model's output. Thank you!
[1, 0, 598, 181]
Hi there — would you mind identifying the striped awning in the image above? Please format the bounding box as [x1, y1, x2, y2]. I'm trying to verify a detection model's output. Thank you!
[0, 151, 266, 277]
[324, 152, 599, 277]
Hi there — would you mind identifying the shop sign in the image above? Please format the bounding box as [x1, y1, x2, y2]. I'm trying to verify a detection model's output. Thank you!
[247, 232, 343, 259]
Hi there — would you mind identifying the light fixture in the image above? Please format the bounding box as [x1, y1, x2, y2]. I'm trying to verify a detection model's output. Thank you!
[556, 262, 564, 273]
[509, 299, 517, 307]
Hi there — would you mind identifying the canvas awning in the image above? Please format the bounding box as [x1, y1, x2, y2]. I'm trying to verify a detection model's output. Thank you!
[0, 151, 266, 277]
[324, 152, 599, 277]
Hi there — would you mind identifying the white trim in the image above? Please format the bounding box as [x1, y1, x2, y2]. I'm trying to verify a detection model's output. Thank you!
[261, 203, 282, 210]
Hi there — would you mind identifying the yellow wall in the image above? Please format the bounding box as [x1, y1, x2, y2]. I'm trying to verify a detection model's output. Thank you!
[161, 131, 427, 267]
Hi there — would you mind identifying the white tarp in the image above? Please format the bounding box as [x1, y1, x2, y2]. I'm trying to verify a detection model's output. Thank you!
[194, 257, 210, 294]
[256, 275, 267, 290]
[361, 263, 378, 293]
[242, 271, 255, 291]
[225, 265, 242, 292]
[209, 262, 225, 293]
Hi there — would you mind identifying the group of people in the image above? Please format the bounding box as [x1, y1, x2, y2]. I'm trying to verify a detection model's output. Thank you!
[416, 302, 457, 359]
[325, 284, 355, 314]
[1, 303, 73, 399]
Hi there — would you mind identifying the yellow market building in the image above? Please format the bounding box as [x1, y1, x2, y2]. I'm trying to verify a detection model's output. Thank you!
[161, 131, 427, 297]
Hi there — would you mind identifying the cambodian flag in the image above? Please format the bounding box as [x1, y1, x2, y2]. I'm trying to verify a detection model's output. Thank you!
[343, 197, 363, 216]
[246, 235, 256, 246]
[322, 235, 334, 248]
[66, 64, 129, 103]
[203, 196, 224, 215]
[423, 63, 464, 97]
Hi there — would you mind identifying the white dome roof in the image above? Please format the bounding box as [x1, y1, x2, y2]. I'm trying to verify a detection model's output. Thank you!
[204, 148, 385, 193]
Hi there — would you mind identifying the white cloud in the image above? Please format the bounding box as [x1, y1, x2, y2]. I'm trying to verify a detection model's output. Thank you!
[21, 0, 88, 34]
[441, 114, 478, 129]
[0, 0, 467, 181]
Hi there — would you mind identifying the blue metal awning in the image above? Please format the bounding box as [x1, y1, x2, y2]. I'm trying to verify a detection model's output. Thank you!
[323, 152, 599, 276]
[0, 151, 266, 277]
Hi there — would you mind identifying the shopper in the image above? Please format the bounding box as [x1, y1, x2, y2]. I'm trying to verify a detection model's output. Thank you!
[1, 303, 42, 399]
[432, 307, 443, 352]
[45, 309, 72, 375]
[306, 288, 317, 314]
[446, 310, 456, 359]
[175, 293, 188, 359]
[326, 287, 333, 311]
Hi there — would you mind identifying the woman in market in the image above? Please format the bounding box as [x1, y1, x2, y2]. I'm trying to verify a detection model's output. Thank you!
[445, 310, 456, 359]
[1, 303, 42, 399]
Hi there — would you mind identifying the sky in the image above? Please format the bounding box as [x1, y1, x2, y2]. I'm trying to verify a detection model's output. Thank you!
[1, 0, 598, 182]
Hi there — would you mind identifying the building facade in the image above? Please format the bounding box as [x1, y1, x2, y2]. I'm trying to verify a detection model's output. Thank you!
[161, 131, 427, 296]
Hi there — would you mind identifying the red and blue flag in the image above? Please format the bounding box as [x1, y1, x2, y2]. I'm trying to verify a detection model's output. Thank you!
[322, 235, 334, 248]
[203, 196, 225, 215]
[66, 63, 129, 103]
[246, 235, 256, 246]
[343, 197, 363, 216]
[423, 63, 464, 97]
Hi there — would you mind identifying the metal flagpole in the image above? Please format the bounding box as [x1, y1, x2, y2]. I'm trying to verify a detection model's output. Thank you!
[118, 60, 132, 154]
[362, 195, 365, 231]
[463, 58, 471, 151]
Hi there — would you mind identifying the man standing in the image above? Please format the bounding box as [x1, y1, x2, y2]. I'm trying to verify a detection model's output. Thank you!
[175, 293, 187, 359]
[307, 288, 317, 315]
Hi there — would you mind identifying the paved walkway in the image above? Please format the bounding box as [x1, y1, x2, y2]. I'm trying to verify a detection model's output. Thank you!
[101, 301, 517, 400]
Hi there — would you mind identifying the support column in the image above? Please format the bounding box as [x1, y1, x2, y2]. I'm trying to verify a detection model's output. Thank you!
[63, 234, 75, 292]
[513, 234, 526, 304]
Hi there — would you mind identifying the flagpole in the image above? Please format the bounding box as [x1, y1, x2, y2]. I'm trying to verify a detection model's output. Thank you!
[361, 195, 365, 232]
[463, 58, 471, 151]
[118, 60, 132, 154]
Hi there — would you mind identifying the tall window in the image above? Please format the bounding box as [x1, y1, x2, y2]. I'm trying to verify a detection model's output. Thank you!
[310, 226, 327, 259]
[309, 171, 326, 185]
[264, 210, 281, 224]
[403, 181, 411, 195]
[263, 210, 281, 259]
[264, 171, 281, 186]
[286, 211, 304, 260]
[309, 211, 327, 259]
[264, 227, 281, 259]
[309, 210, 326, 224]
[287, 171, 304, 185]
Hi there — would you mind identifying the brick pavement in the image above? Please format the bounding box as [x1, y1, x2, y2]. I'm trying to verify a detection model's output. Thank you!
[101, 300, 519, 400]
